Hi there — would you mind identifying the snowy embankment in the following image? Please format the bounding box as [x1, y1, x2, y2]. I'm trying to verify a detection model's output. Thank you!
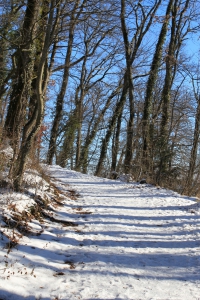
[0, 165, 200, 300]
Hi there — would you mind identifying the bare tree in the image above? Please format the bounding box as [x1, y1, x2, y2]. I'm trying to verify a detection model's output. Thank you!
[141, 0, 174, 178]
[95, 0, 162, 176]
[47, 0, 87, 165]
[157, 0, 191, 184]
[182, 66, 200, 195]
[12, 0, 57, 190]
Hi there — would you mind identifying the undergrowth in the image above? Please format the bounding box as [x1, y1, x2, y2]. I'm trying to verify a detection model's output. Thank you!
[0, 164, 78, 253]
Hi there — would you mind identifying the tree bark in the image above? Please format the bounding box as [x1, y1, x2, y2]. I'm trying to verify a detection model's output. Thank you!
[4, 0, 39, 141]
[13, 0, 56, 191]
[157, 0, 190, 184]
[120, 0, 135, 174]
[142, 0, 174, 176]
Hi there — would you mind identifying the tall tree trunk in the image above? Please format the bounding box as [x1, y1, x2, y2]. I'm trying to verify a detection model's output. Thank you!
[75, 44, 87, 170]
[47, 0, 84, 165]
[4, 0, 39, 141]
[4, 0, 40, 178]
[13, 0, 56, 191]
[29, 0, 59, 118]
[121, 0, 135, 174]
[157, 0, 190, 184]
[142, 0, 174, 177]
[95, 73, 129, 176]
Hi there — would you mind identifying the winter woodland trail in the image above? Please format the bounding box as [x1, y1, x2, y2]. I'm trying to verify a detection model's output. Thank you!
[0, 165, 200, 300]
[48, 166, 200, 300]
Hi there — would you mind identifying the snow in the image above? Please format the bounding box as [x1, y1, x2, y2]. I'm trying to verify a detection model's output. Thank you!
[0, 165, 200, 300]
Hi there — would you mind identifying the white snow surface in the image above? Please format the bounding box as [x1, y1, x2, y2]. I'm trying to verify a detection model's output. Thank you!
[0, 165, 200, 300]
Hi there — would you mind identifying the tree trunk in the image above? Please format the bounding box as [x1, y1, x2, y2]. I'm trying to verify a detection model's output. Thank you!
[4, 0, 39, 141]
[75, 44, 87, 170]
[13, 0, 56, 191]
[183, 95, 200, 195]
[111, 111, 122, 172]
[157, 0, 190, 184]
[56, 109, 78, 168]
[78, 84, 122, 173]
[142, 0, 173, 177]
[95, 0, 162, 176]
[47, 0, 83, 165]
[120, 0, 135, 174]
[95, 73, 129, 176]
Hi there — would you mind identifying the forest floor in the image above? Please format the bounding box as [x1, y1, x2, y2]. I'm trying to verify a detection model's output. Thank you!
[0, 165, 200, 300]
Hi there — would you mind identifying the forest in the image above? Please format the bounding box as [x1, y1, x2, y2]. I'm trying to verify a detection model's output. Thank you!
[0, 0, 200, 196]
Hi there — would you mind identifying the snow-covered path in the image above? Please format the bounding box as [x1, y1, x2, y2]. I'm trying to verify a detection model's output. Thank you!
[49, 166, 200, 300]
[0, 165, 200, 299]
